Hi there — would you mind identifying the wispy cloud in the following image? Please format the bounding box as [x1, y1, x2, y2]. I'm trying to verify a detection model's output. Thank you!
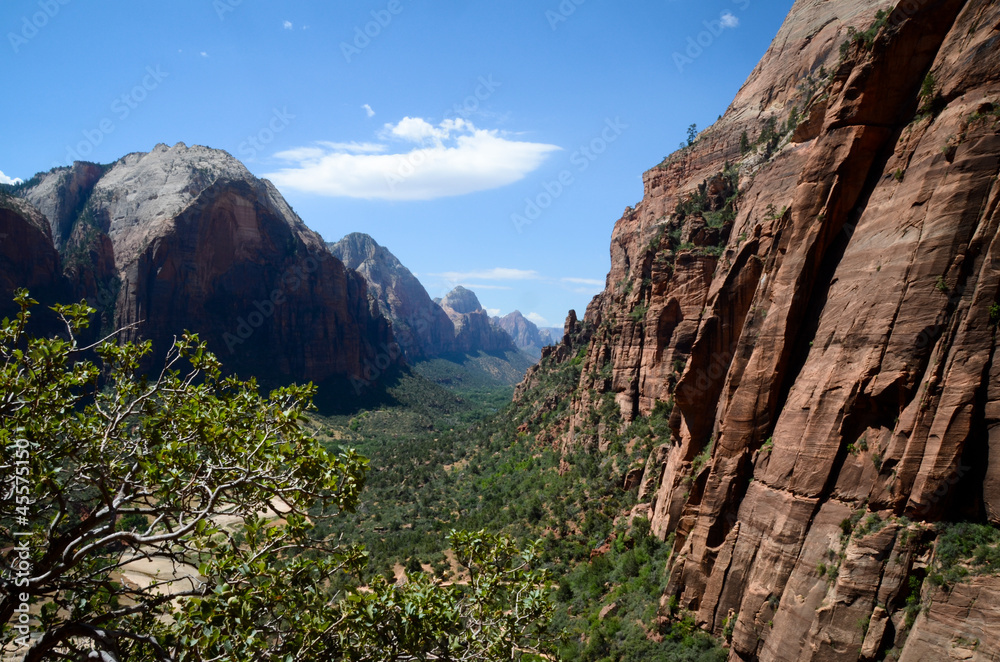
[561, 277, 604, 286]
[283, 20, 293, 29]
[264, 117, 559, 201]
[0, 170, 22, 185]
[720, 11, 739, 28]
[526, 312, 549, 326]
[362, 103, 375, 118]
[431, 268, 540, 281]
[459, 283, 512, 291]
[199, 51, 209, 57]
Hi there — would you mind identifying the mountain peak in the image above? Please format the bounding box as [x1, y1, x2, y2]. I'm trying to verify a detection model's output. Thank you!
[439, 286, 482, 314]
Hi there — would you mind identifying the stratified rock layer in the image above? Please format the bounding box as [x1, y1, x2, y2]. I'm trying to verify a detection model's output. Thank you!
[516, 1, 1000, 659]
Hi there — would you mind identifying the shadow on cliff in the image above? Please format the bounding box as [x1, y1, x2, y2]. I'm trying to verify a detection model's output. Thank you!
[311, 367, 407, 415]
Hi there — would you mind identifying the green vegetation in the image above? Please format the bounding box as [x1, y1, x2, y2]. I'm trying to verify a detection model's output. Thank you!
[313, 328, 726, 660]
[739, 130, 750, 155]
[691, 436, 715, 476]
[915, 71, 946, 121]
[928, 522, 1000, 588]
[553, 519, 725, 662]
[840, 9, 890, 59]
[852, 512, 886, 539]
[0, 282, 729, 659]
[629, 305, 649, 323]
[903, 575, 923, 628]
[682, 123, 698, 148]
[967, 103, 1000, 125]
[0, 292, 554, 661]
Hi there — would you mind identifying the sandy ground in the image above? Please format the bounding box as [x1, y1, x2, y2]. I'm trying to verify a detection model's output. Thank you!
[115, 496, 295, 598]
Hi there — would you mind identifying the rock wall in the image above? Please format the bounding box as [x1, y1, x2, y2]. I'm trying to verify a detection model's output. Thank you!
[493, 310, 556, 360]
[328, 232, 459, 360]
[9, 143, 399, 389]
[517, 0, 1000, 658]
[438, 286, 519, 355]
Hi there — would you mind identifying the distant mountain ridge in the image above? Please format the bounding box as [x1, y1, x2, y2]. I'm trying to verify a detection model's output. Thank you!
[329, 234, 521, 360]
[435, 285, 519, 355]
[2, 143, 399, 395]
[327, 232, 455, 359]
[1, 145, 556, 400]
[492, 310, 558, 360]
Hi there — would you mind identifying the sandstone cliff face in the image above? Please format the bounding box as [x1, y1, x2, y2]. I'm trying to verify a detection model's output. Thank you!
[0, 195, 69, 332]
[493, 310, 556, 360]
[437, 286, 519, 354]
[22, 161, 106, 250]
[12, 143, 398, 388]
[328, 232, 457, 360]
[517, 0, 1000, 659]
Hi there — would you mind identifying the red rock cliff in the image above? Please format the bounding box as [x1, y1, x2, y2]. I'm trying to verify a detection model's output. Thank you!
[517, 0, 1000, 659]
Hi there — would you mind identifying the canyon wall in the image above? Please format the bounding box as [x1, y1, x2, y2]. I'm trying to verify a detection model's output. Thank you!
[519, 0, 1000, 658]
[8, 143, 399, 389]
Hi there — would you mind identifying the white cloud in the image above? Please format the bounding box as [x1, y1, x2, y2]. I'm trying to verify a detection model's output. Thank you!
[432, 268, 540, 281]
[200, 51, 209, 57]
[460, 283, 512, 291]
[486, 308, 501, 316]
[561, 277, 604, 286]
[362, 104, 375, 118]
[0, 170, 22, 185]
[526, 312, 549, 326]
[720, 11, 739, 28]
[319, 141, 385, 153]
[283, 20, 293, 29]
[264, 117, 559, 201]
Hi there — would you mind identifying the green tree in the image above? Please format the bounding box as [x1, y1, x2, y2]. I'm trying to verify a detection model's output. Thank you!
[0, 291, 553, 661]
[686, 123, 698, 147]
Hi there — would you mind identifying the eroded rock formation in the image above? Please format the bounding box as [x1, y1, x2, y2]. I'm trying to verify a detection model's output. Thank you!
[6, 143, 398, 388]
[328, 232, 456, 360]
[517, 0, 1000, 659]
[493, 310, 557, 360]
[437, 286, 519, 354]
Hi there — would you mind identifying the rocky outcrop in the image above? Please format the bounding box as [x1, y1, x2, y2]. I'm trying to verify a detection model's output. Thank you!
[22, 161, 106, 250]
[492, 310, 557, 360]
[9, 143, 399, 389]
[328, 232, 456, 359]
[515, 0, 1000, 659]
[539, 326, 565, 344]
[437, 286, 518, 354]
[0, 195, 69, 332]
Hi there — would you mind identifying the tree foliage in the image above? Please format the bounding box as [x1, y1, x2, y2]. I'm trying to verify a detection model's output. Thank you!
[0, 291, 553, 661]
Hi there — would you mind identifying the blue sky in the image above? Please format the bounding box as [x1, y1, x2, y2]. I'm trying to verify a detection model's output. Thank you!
[1, 0, 792, 329]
